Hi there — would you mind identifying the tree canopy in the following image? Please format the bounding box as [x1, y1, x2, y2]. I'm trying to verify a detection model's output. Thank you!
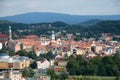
[67, 53, 120, 76]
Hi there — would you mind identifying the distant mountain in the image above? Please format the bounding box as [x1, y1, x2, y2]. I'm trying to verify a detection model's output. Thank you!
[0, 12, 120, 24]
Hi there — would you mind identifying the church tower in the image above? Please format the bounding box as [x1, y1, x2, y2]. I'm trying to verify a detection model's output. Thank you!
[9, 26, 12, 41]
[51, 31, 55, 41]
[70, 44, 73, 55]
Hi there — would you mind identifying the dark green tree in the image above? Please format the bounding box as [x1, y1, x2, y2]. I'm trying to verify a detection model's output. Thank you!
[47, 69, 56, 80]
[28, 69, 35, 77]
[22, 68, 35, 77]
[30, 61, 37, 69]
[16, 50, 28, 56]
[91, 46, 95, 53]
[40, 51, 53, 61]
[22, 68, 29, 77]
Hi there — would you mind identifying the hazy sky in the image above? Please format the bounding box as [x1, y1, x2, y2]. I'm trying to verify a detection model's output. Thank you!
[0, 0, 120, 17]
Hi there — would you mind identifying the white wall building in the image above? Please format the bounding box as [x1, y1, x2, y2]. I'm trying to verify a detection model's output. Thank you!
[0, 42, 2, 50]
[37, 59, 50, 69]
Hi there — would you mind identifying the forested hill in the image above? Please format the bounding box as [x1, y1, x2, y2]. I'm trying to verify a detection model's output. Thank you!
[0, 20, 120, 37]
[89, 20, 120, 34]
[0, 20, 28, 34]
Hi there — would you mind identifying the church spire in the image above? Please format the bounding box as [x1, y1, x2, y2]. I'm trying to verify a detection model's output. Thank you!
[51, 30, 55, 41]
[9, 26, 12, 41]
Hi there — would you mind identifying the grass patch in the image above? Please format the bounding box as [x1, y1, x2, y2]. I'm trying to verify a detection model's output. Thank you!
[68, 76, 119, 80]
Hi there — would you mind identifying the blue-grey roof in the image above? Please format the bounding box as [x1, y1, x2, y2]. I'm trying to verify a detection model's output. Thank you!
[0, 53, 9, 58]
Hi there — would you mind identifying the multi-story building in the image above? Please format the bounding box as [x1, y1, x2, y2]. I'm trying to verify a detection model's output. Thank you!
[0, 53, 32, 70]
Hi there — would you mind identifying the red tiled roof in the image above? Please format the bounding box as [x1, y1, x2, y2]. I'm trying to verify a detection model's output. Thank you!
[0, 33, 8, 38]
[24, 35, 39, 39]
[41, 59, 47, 63]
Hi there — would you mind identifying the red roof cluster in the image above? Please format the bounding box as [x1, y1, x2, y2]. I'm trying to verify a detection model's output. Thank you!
[0, 33, 9, 43]
[0, 33, 8, 38]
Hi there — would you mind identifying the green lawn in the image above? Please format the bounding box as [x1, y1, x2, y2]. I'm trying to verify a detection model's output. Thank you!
[68, 76, 119, 80]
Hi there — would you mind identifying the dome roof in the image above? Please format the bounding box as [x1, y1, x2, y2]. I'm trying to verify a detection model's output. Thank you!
[0, 53, 10, 58]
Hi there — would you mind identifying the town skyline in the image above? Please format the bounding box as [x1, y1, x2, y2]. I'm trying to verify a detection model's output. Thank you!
[0, 0, 120, 79]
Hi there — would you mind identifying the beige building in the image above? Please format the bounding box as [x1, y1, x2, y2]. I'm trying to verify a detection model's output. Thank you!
[0, 53, 32, 70]
[39, 76, 50, 80]
[4, 70, 22, 80]
[8, 40, 22, 53]
[0, 70, 22, 80]
[13, 62, 24, 69]
[58, 60, 68, 67]
[95, 45, 103, 53]
[76, 49, 85, 55]
[12, 56, 31, 69]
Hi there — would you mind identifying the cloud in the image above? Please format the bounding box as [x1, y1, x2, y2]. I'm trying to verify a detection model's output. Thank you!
[0, 0, 120, 17]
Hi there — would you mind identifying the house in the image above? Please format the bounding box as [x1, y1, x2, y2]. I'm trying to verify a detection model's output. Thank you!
[39, 76, 50, 80]
[21, 39, 35, 52]
[50, 59, 55, 67]
[58, 60, 68, 67]
[62, 51, 71, 57]
[34, 45, 47, 56]
[95, 45, 103, 54]
[76, 49, 85, 55]
[103, 47, 114, 55]
[66, 34, 73, 39]
[37, 59, 50, 69]
[54, 66, 65, 73]
[0, 32, 9, 44]
[86, 54, 97, 58]
[55, 55, 63, 61]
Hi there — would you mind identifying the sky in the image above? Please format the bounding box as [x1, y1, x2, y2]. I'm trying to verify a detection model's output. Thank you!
[0, 0, 120, 17]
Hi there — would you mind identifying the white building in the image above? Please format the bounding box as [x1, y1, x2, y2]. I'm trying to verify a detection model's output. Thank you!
[0, 42, 2, 50]
[104, 47, 114, 54]
[37, 59, 50, 69]
[0, 70, 22, 80]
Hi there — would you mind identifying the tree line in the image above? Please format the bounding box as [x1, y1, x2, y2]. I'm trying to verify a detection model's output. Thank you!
[67, 52, 120, 77]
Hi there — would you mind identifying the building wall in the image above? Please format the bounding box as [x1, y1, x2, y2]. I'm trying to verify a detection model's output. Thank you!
[4, 71, 22, 80]
[50, 60, 55, 66]
[0, 57, 31, 70]
[0, 73, 4, 79]
[62, 51, 71, 57]
[95, 46, 102, 53]
[58, 61, 67, 67]
[13, 62, 24, 69]
[76, 49, 85, 55]
[14, 44, 21, 52]
[37, 60, 50, 69]
[11, 73, 22, 80]
[0, 62, 9, 69]
[24, 60, 31, 68]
